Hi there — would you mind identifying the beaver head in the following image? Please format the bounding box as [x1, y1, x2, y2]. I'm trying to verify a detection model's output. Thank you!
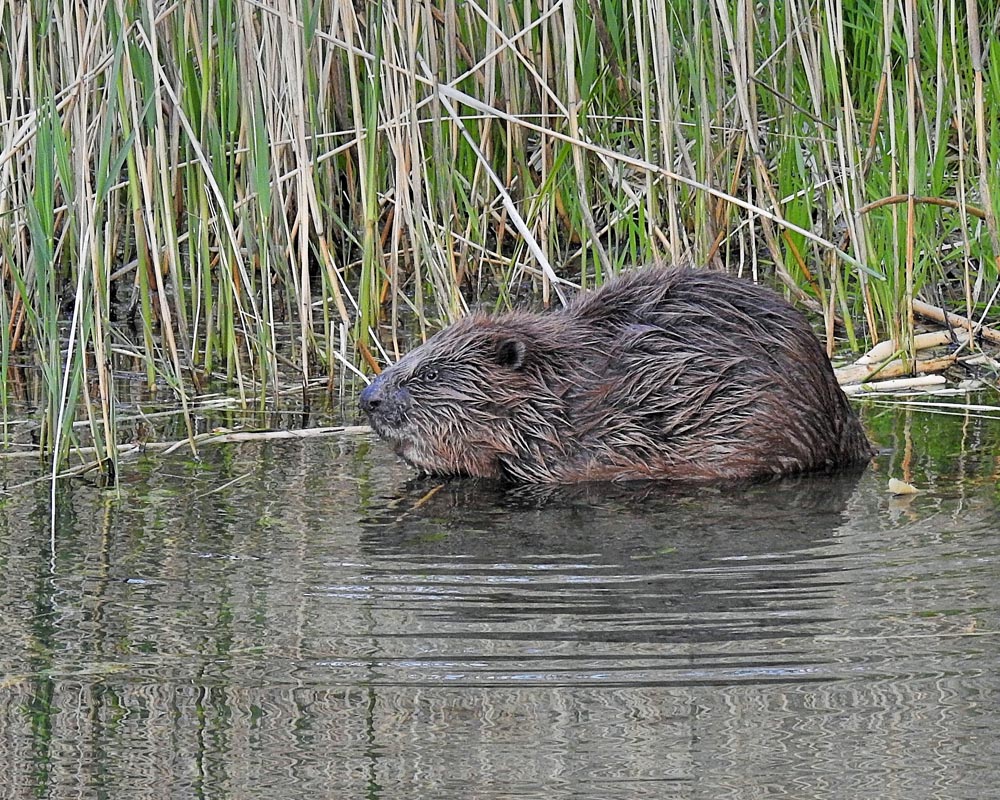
[359, 312, 571, 480]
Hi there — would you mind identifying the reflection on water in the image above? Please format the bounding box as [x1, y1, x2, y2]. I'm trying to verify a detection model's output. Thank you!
[0, 402, 999, 798]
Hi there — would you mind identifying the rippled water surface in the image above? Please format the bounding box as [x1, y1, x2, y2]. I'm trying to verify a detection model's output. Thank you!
[1, 402, 999, 798]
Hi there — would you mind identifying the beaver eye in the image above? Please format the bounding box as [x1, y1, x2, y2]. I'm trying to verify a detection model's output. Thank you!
[417, 367, 439, 382]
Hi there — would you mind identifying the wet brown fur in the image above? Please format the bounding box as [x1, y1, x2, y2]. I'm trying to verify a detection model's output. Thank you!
[359, 266, 874, 483]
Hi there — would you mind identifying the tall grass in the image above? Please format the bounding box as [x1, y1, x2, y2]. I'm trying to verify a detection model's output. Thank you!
[1, 0, 998, 475]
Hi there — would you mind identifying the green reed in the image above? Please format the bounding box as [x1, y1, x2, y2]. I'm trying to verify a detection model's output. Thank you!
[1, 0, 997, 476]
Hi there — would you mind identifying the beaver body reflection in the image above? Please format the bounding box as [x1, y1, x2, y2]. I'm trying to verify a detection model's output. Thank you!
[360, 266, 873, 483]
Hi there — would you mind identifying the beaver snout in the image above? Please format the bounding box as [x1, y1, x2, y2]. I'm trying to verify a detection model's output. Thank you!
[358, 377, 384, 414]
[359, 373, 410, 428]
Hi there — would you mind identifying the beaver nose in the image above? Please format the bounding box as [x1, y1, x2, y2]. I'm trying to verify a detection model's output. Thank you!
[359, 379, 382, 414]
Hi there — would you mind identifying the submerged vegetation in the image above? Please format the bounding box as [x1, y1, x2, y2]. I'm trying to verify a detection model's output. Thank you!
[1, 0, 999, 477]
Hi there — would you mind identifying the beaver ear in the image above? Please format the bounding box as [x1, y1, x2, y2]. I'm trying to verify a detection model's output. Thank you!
[495, 336, 528, 370]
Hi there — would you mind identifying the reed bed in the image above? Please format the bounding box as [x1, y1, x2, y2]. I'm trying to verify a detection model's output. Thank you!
[1, 0, 998, 477]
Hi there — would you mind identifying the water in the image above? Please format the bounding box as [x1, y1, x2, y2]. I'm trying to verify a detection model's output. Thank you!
[1, 402, 999, 798]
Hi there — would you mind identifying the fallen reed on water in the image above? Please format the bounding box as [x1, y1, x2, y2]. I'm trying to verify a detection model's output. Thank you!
[1, 0, 998, 476]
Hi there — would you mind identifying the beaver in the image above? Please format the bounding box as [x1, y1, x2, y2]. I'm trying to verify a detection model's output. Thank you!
[359, 266, 874, 483]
